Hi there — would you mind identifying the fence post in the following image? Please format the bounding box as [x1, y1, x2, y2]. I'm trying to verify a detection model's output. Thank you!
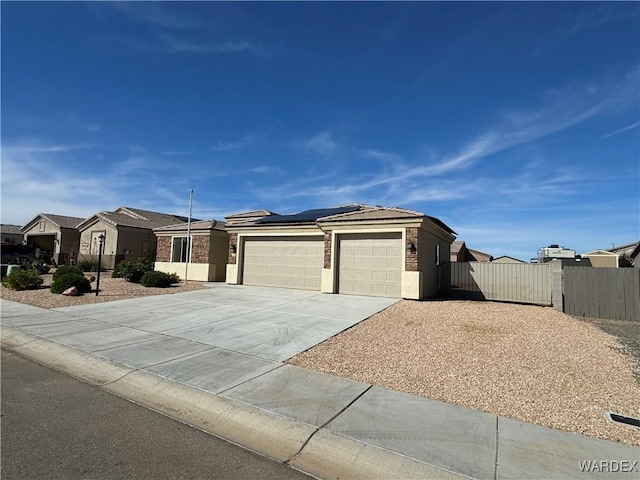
[550, 260, 564, 311]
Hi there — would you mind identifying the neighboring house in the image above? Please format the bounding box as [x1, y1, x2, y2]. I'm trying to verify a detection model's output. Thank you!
[225, 204, 456, 300]
[581, 250, 619, 268]
[154, 220, 229, 281]
[77, 207, 192, 269]
[492, 256, 527, 264]
[1, 224, 24, 245]
[450, 240, 473, 262]
[468, 248, 493, 263]
[608, 241, 639, 267]
[608, 241, 639, 256]
[450, 241, 493, 262]
[21, 214, 85, 265]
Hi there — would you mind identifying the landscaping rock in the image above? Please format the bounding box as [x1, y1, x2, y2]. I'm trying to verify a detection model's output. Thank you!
[62, 286, 80, 296]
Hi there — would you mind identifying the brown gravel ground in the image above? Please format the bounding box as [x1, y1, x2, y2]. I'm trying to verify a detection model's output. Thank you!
[0, 273, 206, 309]
[288, 299, 640, 447]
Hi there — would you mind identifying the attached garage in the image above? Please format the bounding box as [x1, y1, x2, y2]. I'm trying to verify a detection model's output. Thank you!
[338, 233, 402, 297]
[225, 205, 456, 300]
[242, 236, 323, 290]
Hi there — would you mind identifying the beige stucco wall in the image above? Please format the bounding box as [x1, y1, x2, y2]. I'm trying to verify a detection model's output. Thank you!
[583, 254, 618, 268]
[79, 221, 118, 268]
[155, 261, 218, 282]
[418, 226, 452, 298]
[116, 227, 157, 262]
[155, 229, 229, 282]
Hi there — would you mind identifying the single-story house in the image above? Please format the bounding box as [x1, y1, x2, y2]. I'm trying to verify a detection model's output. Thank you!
[581, 250, 619, 268]
[1, 224, 24, 245]
[224, 204, 456, 300]
[21, 214, 85, 265]
[492, 255, 527, 264]
[77, 207, 192, 269]
[450, 241, 493, 262]
[154, 220, 229, 281]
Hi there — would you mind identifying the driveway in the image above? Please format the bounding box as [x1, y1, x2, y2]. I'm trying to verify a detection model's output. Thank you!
[2, 285, 397, 394]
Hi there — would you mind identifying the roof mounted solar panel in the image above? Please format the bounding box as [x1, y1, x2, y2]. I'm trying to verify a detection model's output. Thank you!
[256, 205, 361, 224]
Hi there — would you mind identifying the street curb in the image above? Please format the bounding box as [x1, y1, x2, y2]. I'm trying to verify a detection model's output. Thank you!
[1, 326, 461, 480]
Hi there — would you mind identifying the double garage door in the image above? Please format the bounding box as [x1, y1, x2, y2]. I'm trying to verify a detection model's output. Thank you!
[241, 233, 402, 297]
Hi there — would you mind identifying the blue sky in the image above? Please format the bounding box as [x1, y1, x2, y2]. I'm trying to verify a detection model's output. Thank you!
[2, 2, 638, 261]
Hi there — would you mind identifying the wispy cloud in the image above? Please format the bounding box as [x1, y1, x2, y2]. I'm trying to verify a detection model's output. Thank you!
[601, 121, 640, 139]
[110, 3, 198, 29]
[300, 131, 340, 156]
[2, 143, 96, 154]
[210, 132, 265, 152]
[256, 69, 638, 209]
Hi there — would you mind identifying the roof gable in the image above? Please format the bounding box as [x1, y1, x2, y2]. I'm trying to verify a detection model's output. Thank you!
[22, 213, 86, 232]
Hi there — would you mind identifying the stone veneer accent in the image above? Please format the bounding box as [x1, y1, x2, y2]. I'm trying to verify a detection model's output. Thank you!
[323, 230, 332, 269]
[156, 236, 171, 262]
[228, 233, 237, 265]
[191, 235, 210, 264]
[405, 227, 419, 272]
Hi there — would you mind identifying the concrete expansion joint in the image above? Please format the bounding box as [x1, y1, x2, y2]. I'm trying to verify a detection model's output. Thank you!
[285, 384, 374, 466]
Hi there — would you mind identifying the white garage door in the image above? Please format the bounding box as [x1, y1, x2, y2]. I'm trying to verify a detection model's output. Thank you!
[338, 233, 402, 297]
[242, 236, 323, 290]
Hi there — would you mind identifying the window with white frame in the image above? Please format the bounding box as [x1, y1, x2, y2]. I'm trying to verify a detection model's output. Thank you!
[171, 236, 191, 263]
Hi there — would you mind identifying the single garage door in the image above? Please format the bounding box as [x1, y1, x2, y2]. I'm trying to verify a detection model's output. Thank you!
[242, 236, 323, 290]
[338, 233, 402, 297]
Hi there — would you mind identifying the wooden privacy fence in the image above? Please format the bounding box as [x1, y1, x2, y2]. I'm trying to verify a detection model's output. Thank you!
[563, 267, 640, 322]
[444, 262, 553, 306]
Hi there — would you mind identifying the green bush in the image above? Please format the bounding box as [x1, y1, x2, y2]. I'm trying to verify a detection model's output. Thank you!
[168, 273, 181, 284]
[113, 258, 154, 283]
[77, 258, 100, 272]
[53, 265, 84, 281]
[140, 271, 179, 288]
[51, 273, 92, 294]
[2, 269, 44, 291]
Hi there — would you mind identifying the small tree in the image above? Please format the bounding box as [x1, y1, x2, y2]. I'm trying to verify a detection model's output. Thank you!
[619, 253, 635, 268]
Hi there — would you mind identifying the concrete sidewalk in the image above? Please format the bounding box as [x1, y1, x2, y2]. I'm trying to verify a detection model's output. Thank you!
[1, 295, 638, 479]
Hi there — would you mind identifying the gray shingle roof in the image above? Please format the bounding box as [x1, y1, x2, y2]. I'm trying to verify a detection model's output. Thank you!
[154, 220, 226, 233]
[1, 224, 23, 234]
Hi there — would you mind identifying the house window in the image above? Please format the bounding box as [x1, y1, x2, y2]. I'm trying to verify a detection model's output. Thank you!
[172, 237, 191, 263]
[435, 244, 441, 265]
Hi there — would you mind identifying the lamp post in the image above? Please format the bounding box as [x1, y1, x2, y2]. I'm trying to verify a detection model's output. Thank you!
[96, 234, 105, 296]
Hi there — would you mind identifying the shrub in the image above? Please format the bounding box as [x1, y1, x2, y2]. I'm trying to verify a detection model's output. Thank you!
[53, 265, 84, 281]
[140, 271, 179, 288]
[113, 258, 154, 283]
[168, 273, 181, 284]
[2, 269, 44, 291]
[77, 257, 100, 272]
[51, 273, 92, 294]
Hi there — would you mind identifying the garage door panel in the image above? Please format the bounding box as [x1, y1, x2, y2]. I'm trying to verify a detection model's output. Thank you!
[243, 236, 323, 291]
[338, 233, 402, 298]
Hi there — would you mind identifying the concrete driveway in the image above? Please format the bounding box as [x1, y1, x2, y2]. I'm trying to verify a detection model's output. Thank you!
[2, 284, 396, 373]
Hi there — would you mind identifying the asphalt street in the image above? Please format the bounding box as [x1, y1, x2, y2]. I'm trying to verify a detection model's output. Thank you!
[0, 350, 311, 480]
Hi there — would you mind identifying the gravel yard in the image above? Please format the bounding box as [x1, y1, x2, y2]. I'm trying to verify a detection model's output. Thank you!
[0, 273, 206, 309]
[289, 299, 640, 447]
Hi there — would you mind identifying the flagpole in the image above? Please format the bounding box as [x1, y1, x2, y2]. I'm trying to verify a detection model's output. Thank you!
[184, 189, 193, 284]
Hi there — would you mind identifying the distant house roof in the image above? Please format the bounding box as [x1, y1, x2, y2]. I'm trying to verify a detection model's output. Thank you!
[225, 204, 456, 234]
[154, 220, 226, 233]
[468, 248, 494, 262]
[451, 240, 465, 255]
[1, 224, 23, 234]
[582, 249, 618, 256]
[608, 242, 639, 255]
[493, 255, 526, 263]
[21, 213, 86, 232]
[77, 207, 194, 231]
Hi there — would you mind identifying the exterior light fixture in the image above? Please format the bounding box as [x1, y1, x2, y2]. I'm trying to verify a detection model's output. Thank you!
[96, 234, 105, 296]
[230, 244, 237, 254]
[407, 242, 416, 251]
